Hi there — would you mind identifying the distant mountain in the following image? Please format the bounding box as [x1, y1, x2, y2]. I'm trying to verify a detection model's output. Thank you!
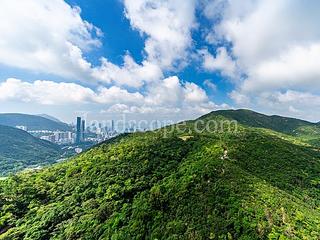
[0, 125, 62, 175]
[1, 110, 320, 239]
[0, 113, 71, 131]
[37, 114, 63, 123]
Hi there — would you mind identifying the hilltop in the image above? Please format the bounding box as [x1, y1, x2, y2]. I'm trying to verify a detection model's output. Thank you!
[201, 109, 317, 133]
[0, 125, 62, 175]
[0, 110, 319, 239]
[0, 113, 71, 131]
[201, 109, 320, 146]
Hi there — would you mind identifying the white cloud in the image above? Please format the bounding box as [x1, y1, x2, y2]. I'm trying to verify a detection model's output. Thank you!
[92, 55, 163, 88]
[0, 78, 144, 105]
[105, 76, 227, 116]
[184, 82, 209, 103]
[209, 0, 320, 93]
[199, 47, 238, 79]
[144, 76, 210, 108]
[124, 0, 196, 70]
[0, 0, 100, 80]
[203, 79, 217, 91]
[241, 43, 320, 92]
[104, 104, 180, 115]
[202, 0, 227, 20]
[259, 91, 320, 112]
[0, 77, 224, 119]
[229, 90, 250, 106]
[145, 76, 184, 107]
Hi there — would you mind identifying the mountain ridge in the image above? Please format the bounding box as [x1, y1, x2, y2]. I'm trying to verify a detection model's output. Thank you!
[200, 109, 317, 128]
[0, 113, 71, 131]
[37, 114, 63, 123]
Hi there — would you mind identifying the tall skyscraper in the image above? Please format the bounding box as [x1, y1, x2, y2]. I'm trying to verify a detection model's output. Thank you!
[76, 117, 81, 144]
[81, 120, 85, 141]
[111, 120, 114, 132]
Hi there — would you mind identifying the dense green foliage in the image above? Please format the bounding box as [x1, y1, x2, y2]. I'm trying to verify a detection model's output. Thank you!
[0, 110, 320, 239]
[0, 125, 62, 176]
[0, 113, 70, 131]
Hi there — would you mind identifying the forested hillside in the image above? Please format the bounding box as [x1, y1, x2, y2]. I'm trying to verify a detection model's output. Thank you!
[0, 125, 62, 175]
[0, 110, 320, 239]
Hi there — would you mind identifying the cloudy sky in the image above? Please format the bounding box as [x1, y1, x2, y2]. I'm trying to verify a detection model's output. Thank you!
[0, 0, 320, 123]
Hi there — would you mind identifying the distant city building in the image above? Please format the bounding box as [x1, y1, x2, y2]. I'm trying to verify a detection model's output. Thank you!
[76, 117, 81, 144]
[40, 131, 74, 144]
[16, 125, 27, 131]
[40, 135, 56, 142]
[29, 116, 120, 145]
[111, 120, 114, 132]
[81, 119, 85, 141]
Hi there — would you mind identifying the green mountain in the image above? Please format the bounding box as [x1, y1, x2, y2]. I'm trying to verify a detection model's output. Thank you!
[201, 109, 320, 147]
[201, 109, 316, 134]
[0, 113, 71, 131]
[0, 110, 320, 239]
[0, 125, 62, 176]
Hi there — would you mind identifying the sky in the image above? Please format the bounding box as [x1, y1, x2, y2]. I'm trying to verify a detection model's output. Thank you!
[0, 0, 320, 123]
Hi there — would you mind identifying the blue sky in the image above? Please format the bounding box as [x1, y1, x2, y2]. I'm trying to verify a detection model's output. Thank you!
[1, 0, 320, 123]
[65, 0, 145, 65]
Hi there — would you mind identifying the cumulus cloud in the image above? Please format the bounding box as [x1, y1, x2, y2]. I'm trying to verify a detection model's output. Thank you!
[105, 76, 226, 116]
[0, 0, 165, 88]
[0, 77, 223, 118]
[92, 55, 163, 88]
[203, 79, 217, 91]
[202, 0, 227, 20]
[208, 0, 320, 92]
[229, 90, 250, 106]
[241, 43, 320, 92]
[199, 47, 238, 79]
[0, 0, 100, 80]
[144, 76, 210, 108]
[124, 0, 197, 70]
[0, 78, 144, 105]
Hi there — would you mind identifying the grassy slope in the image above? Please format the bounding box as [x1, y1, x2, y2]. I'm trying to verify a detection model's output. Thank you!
[0, 118, 320, 239]
[0, 125, 61, 176]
